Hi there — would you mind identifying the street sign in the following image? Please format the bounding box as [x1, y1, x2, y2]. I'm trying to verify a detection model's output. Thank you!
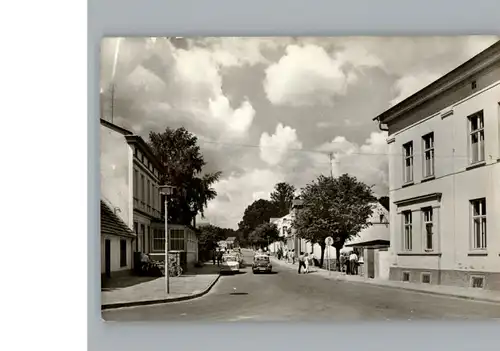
[325, 236, 333, 246]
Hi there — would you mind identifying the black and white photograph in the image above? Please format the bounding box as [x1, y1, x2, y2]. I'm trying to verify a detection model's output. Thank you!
[99, 36, 500, 322]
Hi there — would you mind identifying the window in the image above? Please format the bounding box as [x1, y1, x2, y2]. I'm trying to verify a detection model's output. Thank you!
[470, 198, 487, 250]
[153, 229, 165, 251]
[470, 276, 485, 289]
[403, 141, 413, 183]
[471, 80, 477, 90]
[134, 222, 138, 234]
[421, 273, 431, 284]
[402, 272, 410, 282]
[133, 169, 138, 198]
[468, 111, 485, 164]
[422, 133, 434, 178]
[120, 239, 127, 267]
[402, 211, 412, 251]
[170, 229, 185, 251]
[139, 224, 145, 252]
[140, 174, 145, 202]
[146, 180, 150, 206]
[422, 207, 434, 251]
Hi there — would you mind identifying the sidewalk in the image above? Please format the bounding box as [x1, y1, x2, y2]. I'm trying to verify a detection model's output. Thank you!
[101, 262, 221, 310]
[271, 257, 500, 304]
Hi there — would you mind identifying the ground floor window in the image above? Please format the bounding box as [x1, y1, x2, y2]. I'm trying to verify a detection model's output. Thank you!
[120, 239, 127, 267]
[153, 229, 165, 251]
[170, 229, 185, 251]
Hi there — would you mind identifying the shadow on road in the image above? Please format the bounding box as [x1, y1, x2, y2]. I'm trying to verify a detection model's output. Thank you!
[221, 271, 247, 276]
[253, 271, 278, 275]
[229, 292, 249, 296]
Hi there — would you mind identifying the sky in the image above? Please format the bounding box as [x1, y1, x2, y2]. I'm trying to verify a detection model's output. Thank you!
[100, 36, 499, 229]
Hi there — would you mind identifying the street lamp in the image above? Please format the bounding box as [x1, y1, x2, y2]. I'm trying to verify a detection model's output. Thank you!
[159, 184, 175, 294]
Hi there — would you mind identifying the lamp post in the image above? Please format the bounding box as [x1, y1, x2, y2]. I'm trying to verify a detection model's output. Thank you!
[159, 185, 175, 294]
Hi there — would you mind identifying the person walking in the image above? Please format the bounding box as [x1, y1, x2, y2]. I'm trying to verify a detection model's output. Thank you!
[212, 249, 216, 265]
[298, 252, 306, 274]
[349, 250, 359, 275]
[304, 253, 310, 273]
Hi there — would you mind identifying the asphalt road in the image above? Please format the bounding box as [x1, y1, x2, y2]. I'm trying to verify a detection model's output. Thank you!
[103, 249, 500, 322]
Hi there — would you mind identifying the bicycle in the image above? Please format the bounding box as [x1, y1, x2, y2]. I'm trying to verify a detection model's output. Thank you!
[167, 260, 183, 277]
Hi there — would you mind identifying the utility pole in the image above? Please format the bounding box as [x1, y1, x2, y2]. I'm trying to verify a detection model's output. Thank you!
[329, 152, 334, 178]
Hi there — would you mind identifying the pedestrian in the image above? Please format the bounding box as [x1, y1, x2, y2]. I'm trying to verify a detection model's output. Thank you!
[304, 253, 310, 273]
[212, 249, 216, 265]
[292, 250, 296, 264]
[349, 250, 359, 275]
[298, 252, 306, 274]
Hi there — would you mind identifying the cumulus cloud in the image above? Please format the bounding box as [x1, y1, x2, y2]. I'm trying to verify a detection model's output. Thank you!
[389, 72, 441, 106]
[259, 123, 303, 166]
[204, 169, 283, 229]
[307, 131, 389, 196]
[263, 45, 353, 106]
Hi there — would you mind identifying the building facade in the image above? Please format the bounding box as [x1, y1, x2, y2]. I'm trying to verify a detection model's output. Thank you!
[100, 118, 199, 272]
[374, 41, 500, 290]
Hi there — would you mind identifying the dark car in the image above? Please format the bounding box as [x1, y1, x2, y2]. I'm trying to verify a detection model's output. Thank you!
[252, 254, 272, 274]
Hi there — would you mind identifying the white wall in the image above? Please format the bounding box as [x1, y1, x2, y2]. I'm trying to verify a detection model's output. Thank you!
[388, 81, 500, 274]
[376, 250, 391, 280]
[101, 235, 133, 274]
[100, 124, 132, 228]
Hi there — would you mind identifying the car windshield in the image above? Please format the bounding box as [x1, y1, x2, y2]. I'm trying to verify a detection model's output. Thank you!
[224, 256, 237, 262]
[255, 256, 269, 262]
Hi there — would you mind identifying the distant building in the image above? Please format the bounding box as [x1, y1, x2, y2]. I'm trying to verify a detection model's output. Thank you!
[373, 40, 500, 290]
[344, 202, 391, 279]
[225, 237, 238, 249]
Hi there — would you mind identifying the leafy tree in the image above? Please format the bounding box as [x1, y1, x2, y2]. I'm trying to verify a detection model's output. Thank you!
[270, 182, 296, 217]
[248, 223, 280, 249]
[148, 127, 221, 225]
[238, 199, 279, 242]
[198, 225, 226, 252]
[293, 174, 377, 269]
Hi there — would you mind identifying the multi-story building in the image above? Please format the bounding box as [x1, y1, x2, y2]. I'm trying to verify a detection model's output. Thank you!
[100, 118, 199, 275]
[373, 40, 500, 290]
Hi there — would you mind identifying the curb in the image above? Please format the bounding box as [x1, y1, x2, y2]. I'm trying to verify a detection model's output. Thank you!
[101, 273, 221, 310]
[270, 257, 500, 305]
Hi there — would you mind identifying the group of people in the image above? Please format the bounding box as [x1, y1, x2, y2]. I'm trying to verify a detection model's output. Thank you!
[339, 250, 360, 275]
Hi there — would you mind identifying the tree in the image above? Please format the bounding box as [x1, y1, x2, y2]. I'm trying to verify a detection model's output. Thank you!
[248, 223, 280, 249]
[270, 182, 296, 217]
[148, 127, 221, 225]
[238, 199, 279, 243]
[293, 173, 377, 269]
[198, 225, 226, 251]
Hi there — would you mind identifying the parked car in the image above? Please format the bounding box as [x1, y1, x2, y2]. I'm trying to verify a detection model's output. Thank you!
[220, 255, 240, 274]
[252, 254, 272, 274]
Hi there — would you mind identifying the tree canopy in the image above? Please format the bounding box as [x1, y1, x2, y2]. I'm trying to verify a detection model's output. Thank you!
[148, 127, 221, 225]
[238, 199, 279, 240]
[248, 223, 280, 249]
[270, 182, 296, 217]
[293, 173, 377, 268]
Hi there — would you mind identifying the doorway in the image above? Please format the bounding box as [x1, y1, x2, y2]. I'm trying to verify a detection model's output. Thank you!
[105, 239, 111, 278]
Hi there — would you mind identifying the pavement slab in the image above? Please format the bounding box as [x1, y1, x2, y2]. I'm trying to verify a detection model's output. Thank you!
[101, 262, 220, 311]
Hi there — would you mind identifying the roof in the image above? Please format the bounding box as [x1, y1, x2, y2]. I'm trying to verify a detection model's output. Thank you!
[345, 239, 390, 248]
[373, 40, 500, 124]
[100, 118, 133, 135]
[125, 135, 165, 173]
[100, 200, 136, 238]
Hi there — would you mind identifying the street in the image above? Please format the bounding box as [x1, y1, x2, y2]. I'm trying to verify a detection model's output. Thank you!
[103, 249, 500, 322]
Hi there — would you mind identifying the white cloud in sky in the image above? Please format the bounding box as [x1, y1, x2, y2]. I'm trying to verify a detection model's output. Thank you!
[389, 72, 441, 106]
[204, 169, 283, 229]
[259, 123, 303, 166]
[263, 45, 352, 106]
